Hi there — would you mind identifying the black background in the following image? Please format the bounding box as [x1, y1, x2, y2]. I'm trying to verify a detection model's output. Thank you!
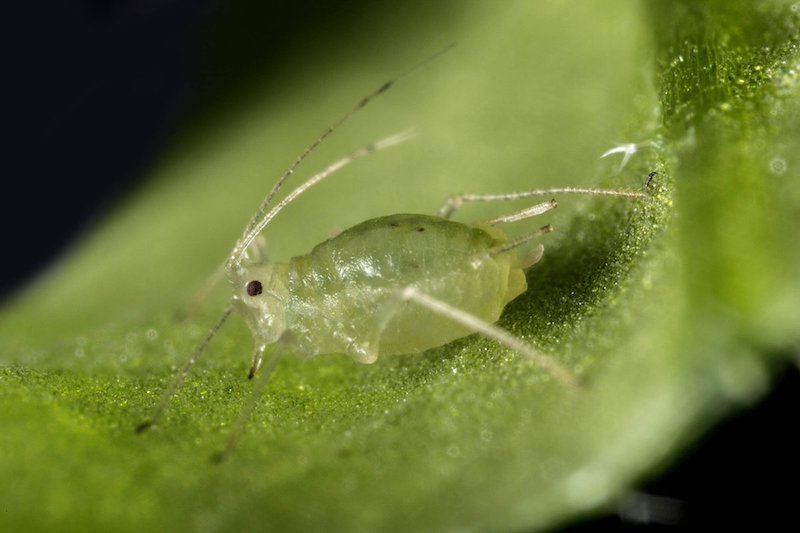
[5, 2, 797, 530]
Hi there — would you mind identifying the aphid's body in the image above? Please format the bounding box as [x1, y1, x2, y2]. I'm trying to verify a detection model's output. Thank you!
[232, 214, 526, 364]
[136, 51, 649, 461]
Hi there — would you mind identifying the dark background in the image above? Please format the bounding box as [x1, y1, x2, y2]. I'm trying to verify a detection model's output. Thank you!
[5, 2, 797, 530]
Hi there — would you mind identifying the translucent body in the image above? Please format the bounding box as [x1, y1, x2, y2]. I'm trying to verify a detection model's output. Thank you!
[135, 56, 648, 459]
[230, 214, 526, 363]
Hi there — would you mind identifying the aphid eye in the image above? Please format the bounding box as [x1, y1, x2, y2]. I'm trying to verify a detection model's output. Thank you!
[246, 280, 263, 297]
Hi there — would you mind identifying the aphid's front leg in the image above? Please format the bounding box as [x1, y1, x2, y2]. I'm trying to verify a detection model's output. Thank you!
[212, 332, 293, 463]
[399, 287, 579, 389]
[136, 306, 234, 433]
[247, 343, 267, 380]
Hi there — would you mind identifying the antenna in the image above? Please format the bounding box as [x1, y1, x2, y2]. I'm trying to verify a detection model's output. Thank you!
[228, 130, 415, 269]
[137, 48, 452, 436]
[226, 45, 455, 270]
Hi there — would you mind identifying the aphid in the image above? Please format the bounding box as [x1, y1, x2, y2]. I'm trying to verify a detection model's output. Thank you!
[135, 53, 649, 462]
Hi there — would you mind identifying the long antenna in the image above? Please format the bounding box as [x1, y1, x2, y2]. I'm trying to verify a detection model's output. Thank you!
[227, 130, 415, 269]
[138, 47, 453, 437]
[227, 44, 454, 270]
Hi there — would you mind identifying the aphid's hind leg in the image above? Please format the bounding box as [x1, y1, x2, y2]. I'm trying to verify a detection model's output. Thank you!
[484, 200, 557, 226]
[399, 287, 579, 389]
[438, 187, 647, 219]
[438, 191, 559, 220]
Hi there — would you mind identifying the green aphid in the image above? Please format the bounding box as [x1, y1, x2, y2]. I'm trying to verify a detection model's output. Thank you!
[136, 55, 648, 462]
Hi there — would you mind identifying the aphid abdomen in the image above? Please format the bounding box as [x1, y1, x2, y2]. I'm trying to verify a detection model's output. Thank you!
[285, 214, 527, 362]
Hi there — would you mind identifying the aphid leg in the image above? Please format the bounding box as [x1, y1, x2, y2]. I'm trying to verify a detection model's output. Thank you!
[485, 199, 557, 226]
[211, 334, 292, 463]
[438, 187, 647, 219]
[247, 343, 267, 380]
[399, 287, 579, 389]
[136, 306, 233, 433]
[357, 298, 409, 364]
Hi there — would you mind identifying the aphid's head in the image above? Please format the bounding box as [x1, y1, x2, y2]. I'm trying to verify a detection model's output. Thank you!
[229, 262, 290, 345]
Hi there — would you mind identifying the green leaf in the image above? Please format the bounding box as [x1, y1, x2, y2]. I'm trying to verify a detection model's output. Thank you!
[2, 1, 798, 532]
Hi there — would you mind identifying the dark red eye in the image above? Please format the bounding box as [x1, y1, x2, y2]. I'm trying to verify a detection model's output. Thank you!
[246, 280, 263, 296]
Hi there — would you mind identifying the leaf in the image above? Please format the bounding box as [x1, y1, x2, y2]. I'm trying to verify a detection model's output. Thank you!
[2, 1, 798, 532]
